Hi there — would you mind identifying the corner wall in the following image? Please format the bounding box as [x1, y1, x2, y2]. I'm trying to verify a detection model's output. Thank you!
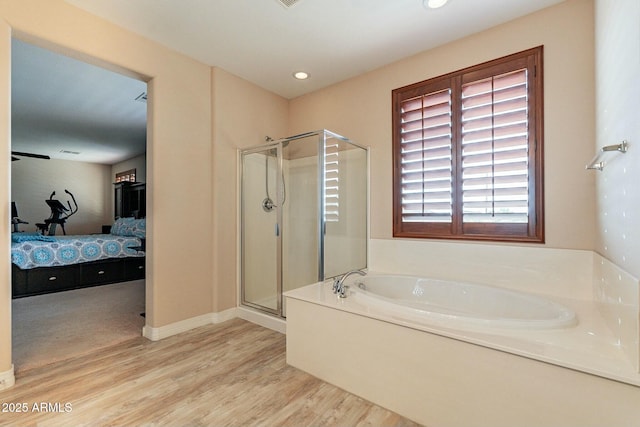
[594, 0, 640, 279]
[0, 18, 12, 387]
[211, 67, 288, 313]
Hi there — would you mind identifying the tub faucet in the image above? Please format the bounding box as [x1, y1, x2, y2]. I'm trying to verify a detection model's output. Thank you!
[332, 269, 366, 298]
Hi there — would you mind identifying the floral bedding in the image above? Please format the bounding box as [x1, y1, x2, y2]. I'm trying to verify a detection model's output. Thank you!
[11, 234, 144, 270]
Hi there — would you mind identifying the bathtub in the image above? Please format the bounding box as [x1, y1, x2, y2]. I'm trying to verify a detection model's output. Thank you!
[349, 274, 577, 330]
[285, 273, 640, 426]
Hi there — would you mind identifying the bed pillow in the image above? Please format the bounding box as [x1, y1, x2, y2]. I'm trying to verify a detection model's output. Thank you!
[111, 217, 134, 236]
[111, 217, 146, 238]
[129, 218, 146, 238]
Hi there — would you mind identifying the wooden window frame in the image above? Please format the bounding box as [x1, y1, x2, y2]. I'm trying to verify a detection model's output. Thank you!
[392, 46, 544, 243]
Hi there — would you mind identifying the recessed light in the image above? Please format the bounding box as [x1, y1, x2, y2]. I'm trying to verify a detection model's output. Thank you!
[293, 71, 309, 80]
[276, 0, 302, 8]
[424, 0, 449, 9]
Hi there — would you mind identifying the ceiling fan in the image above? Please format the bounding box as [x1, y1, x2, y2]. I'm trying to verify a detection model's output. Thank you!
[11, 151, 51, 161]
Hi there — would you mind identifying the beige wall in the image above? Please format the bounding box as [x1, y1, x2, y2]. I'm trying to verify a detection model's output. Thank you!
[0, 0, 214, 375]
[0, 19, 11, 380]
[289, 0, 596, 251]
[211, 67, 288, 312]
[112, 154, 146, 183]
[594, 0, 640, 279]
[12, 157, 112, 234]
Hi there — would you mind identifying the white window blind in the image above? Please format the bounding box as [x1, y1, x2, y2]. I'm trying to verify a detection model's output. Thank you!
[461, 69, 529, 223]
[324, 141, 340, 222]
[399, 89, 453, 223]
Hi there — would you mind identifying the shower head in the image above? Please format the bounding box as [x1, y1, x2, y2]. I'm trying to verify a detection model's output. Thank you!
[263, 137, 290, 154]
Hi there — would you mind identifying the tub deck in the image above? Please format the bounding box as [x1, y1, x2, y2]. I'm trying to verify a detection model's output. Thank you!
[285, 280, 640, 426]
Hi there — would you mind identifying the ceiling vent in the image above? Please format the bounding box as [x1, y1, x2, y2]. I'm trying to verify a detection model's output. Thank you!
[276, 0, 301, 8]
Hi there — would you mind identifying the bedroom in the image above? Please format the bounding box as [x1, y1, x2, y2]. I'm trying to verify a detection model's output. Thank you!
[10, 37, 148, 370]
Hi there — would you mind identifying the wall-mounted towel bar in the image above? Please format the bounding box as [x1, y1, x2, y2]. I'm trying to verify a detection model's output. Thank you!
[585, 140, 628, 171]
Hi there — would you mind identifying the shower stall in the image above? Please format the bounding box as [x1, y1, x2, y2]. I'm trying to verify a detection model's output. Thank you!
[240, 130, 368, 318]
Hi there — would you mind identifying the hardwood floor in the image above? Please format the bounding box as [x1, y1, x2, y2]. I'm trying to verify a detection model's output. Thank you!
[0, 318, 422, 426]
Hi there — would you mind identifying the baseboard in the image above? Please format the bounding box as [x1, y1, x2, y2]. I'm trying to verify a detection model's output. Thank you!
[142, 307, 238, 341]
[0, 365, 15, 390]
[211, 307, 238, 324]
[237, 306, 286, 334]
[141, 306, 284, 341]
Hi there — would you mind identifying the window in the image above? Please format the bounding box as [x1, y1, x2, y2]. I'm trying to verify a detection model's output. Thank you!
[392, 46, 544, 242]
[324, 141, 340, 222]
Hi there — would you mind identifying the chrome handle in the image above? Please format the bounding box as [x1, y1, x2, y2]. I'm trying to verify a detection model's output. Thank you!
[586, 140, 628, 171]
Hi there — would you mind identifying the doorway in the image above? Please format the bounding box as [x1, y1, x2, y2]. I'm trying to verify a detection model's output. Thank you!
[10, 37, 150, 371]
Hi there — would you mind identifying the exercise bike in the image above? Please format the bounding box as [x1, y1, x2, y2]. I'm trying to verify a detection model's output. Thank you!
[10, 202, 28, 233]
[36, 190, 78, 235]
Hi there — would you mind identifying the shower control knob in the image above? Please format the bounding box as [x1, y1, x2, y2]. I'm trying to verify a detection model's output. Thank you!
[262, 197, 275, 212]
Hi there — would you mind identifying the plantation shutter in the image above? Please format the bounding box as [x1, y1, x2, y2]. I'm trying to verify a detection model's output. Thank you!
[392, 46, 543, 242]
[324, 141, 340, 222]
[461, 69, 529, 223]
[399, 89, 453, 223]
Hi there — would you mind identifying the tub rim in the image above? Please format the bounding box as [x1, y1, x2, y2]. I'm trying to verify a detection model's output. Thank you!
[347, 273, 578, 330]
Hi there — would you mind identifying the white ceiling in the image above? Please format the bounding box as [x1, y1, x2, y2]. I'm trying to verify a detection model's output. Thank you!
[13, 0, 565, 165]
[64, 0, 565, 99]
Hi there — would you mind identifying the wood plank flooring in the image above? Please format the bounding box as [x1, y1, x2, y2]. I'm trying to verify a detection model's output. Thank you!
[0, 318, 422, 426]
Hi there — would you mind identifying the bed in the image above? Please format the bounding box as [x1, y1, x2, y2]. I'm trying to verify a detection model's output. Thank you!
[11, 218, 146, 298]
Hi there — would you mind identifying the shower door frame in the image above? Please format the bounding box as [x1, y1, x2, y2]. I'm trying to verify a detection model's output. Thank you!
[240, 129, 368, 318]
[240, 141, 284, 316]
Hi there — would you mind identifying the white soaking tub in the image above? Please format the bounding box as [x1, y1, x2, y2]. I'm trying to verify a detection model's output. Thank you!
[285, 272, 640, 427]
[349, 274, 577, 330]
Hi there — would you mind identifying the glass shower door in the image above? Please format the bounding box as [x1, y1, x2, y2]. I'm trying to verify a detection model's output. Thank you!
[281, 134, 321, 317]
[323, 133, 368, 278]
[241, 146, 281, 314]
[240, 130, 368, 319]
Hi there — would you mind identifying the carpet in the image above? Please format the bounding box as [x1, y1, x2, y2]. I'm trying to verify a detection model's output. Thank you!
[12, 280, 145, 374]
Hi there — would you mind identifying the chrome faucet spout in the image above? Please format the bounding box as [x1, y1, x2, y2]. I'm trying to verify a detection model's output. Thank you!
[333, 269, 366, 298]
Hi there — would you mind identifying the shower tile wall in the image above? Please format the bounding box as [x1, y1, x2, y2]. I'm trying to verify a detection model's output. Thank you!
[369, 239, 593, 299]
